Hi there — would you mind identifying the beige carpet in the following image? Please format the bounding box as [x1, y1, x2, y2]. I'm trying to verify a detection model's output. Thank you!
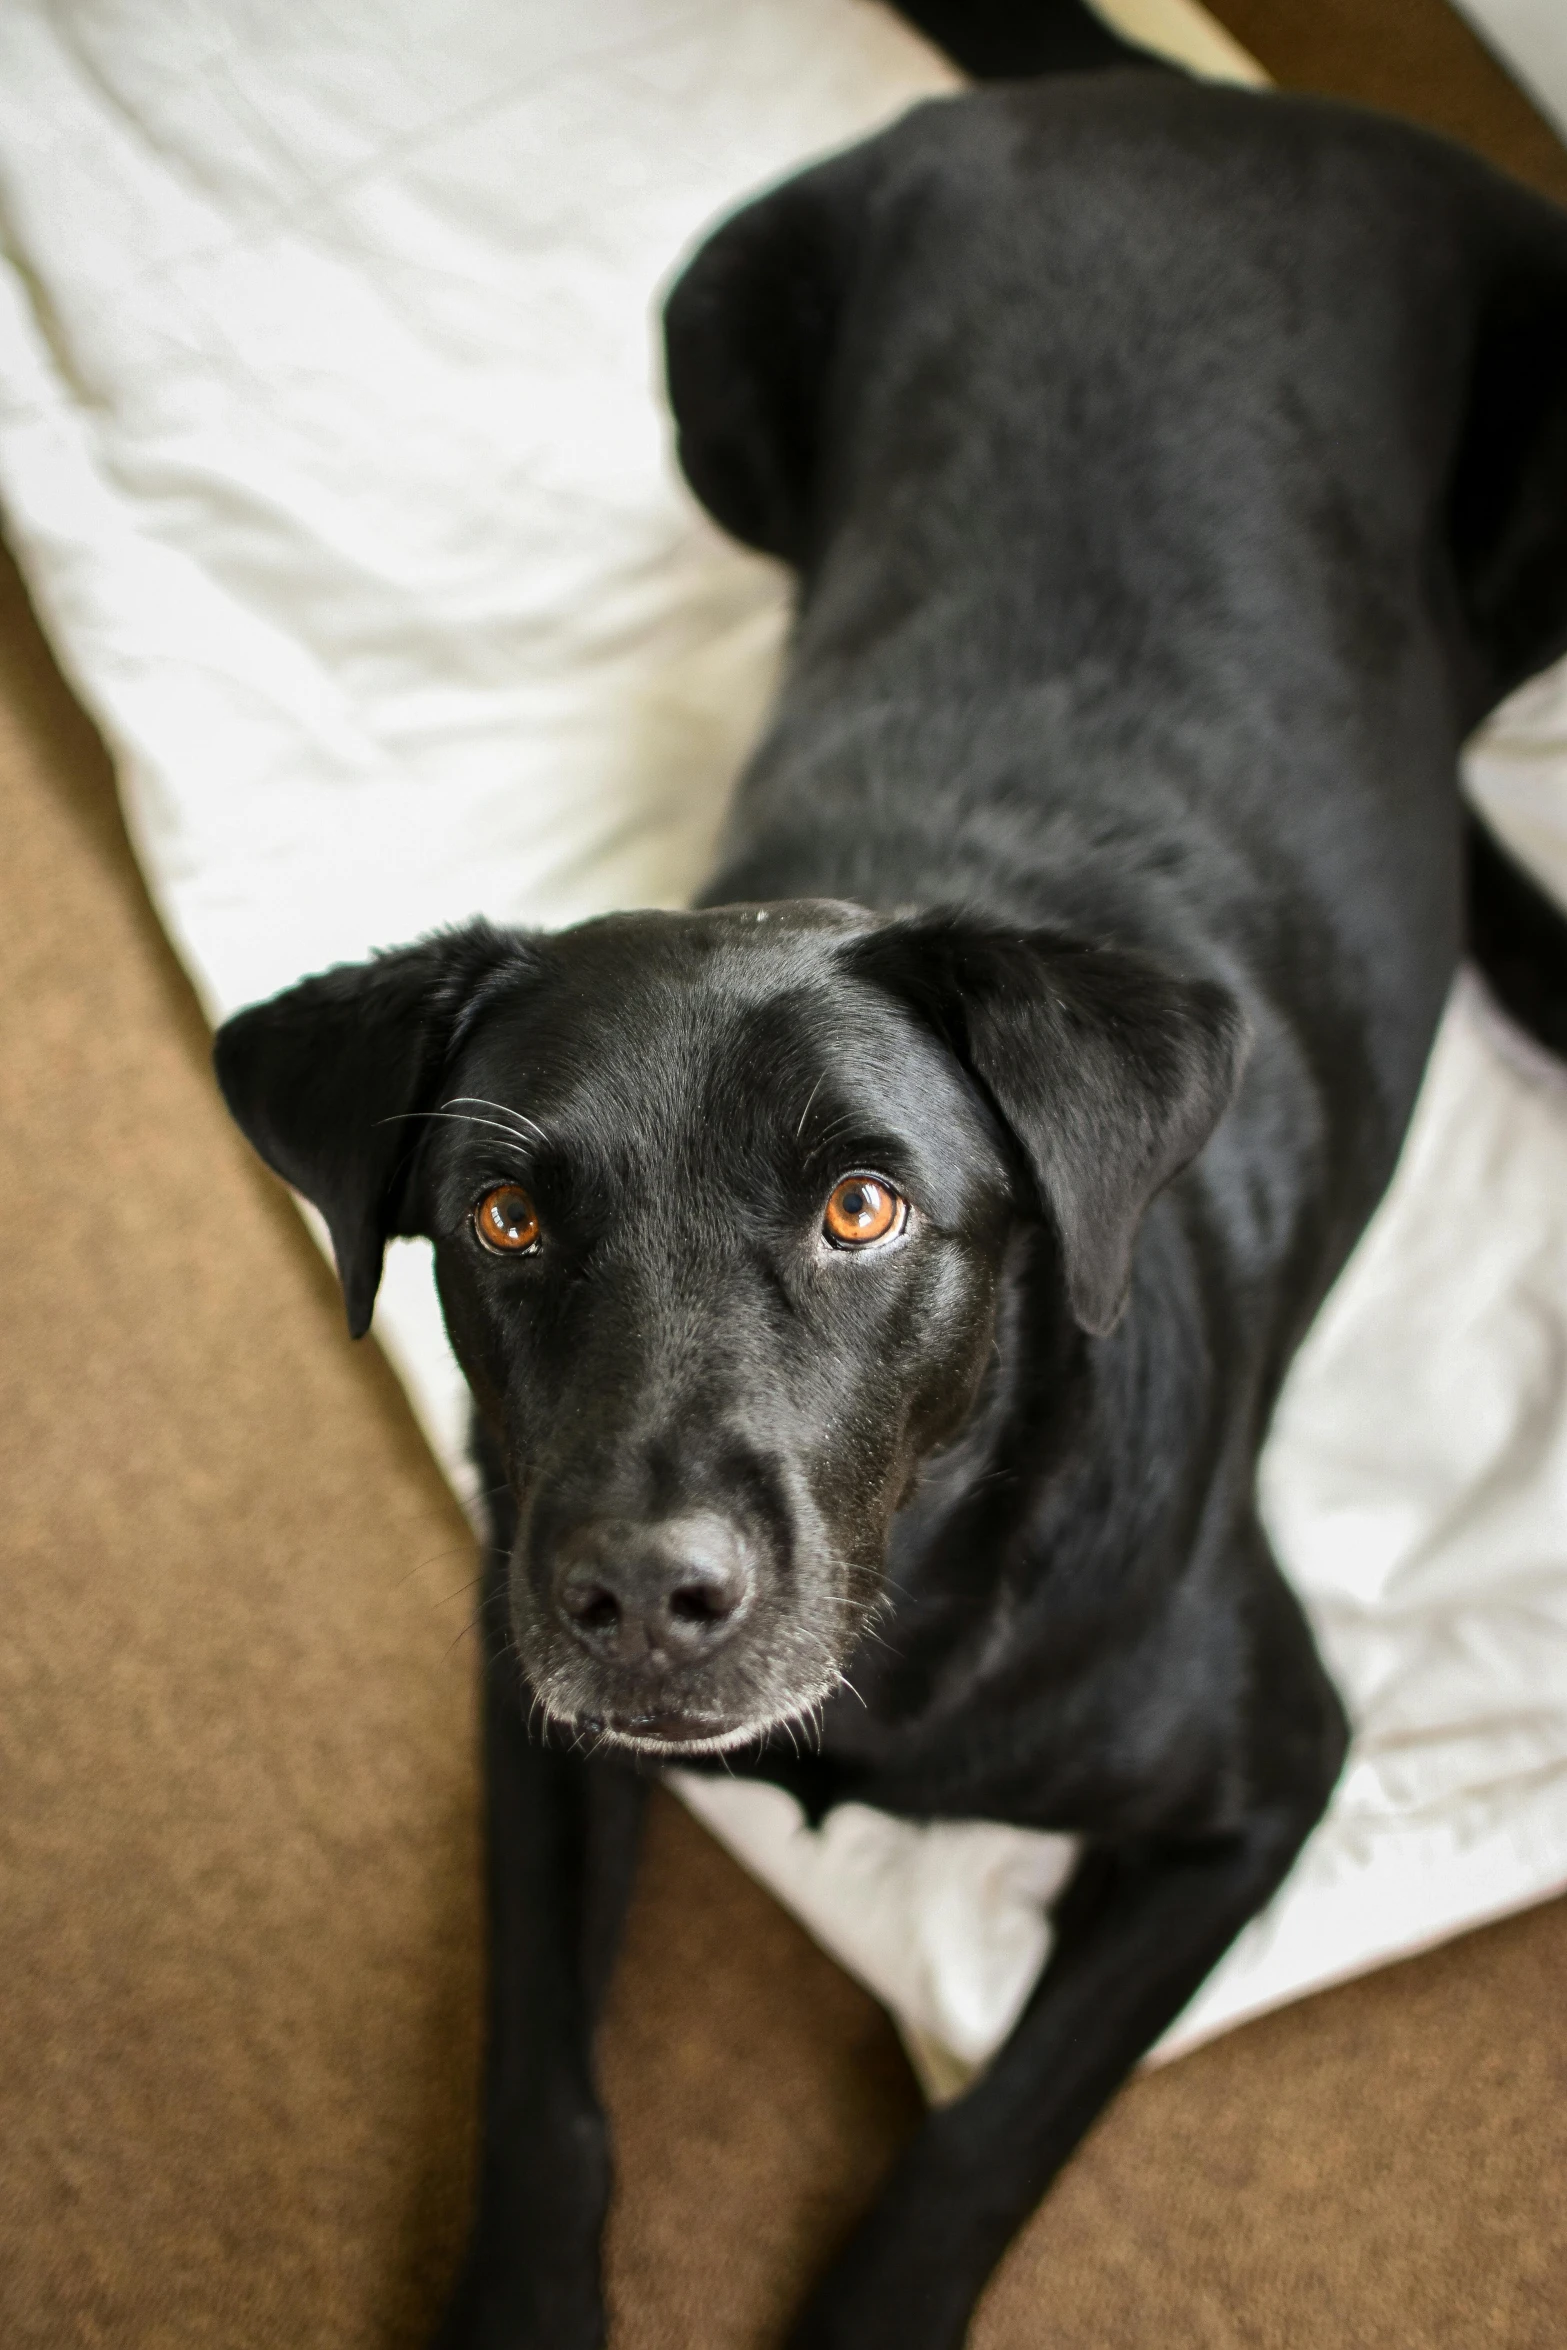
[2, 5, 1566, 2344]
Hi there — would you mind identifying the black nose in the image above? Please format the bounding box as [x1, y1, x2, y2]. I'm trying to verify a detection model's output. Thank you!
[555, 1516, 753, 1669]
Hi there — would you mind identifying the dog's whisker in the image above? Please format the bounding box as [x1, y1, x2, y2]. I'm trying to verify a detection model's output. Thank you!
[810, 1110, 860, 1155]
[794, 1071, 827, 1141]
[390, 1539, 482, 1592]
[435, 1572, 486, 1609]
[377, 1107, 536, 1150]
[442, 1095, 550, 1145]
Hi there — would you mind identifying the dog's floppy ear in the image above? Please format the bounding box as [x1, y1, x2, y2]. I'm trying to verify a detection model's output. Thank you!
[663, 142, 878, 566]
[214, 923, 530, 1338]
[848, 915, 1250, 1335]
[1449, 176, 1567, 713]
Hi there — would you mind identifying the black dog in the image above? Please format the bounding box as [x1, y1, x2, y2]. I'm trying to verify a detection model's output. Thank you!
[215, 38, 1567, 2350]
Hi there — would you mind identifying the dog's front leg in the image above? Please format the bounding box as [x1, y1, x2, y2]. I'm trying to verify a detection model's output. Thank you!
[433, 1545, 647, 2350]
[784, 1790, 1333, 2350]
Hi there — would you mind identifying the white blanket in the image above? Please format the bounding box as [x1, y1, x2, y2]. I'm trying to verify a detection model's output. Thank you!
[1454, 0, 1567, 141]
[3, 0, 1566, 2100]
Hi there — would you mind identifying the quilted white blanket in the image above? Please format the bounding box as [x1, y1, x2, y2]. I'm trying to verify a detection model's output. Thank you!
[2, 0, 1565, 2098]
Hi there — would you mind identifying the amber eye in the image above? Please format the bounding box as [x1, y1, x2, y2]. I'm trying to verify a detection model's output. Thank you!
[822, 1175, 905, 1249]
[474, 1184, 541, 1254]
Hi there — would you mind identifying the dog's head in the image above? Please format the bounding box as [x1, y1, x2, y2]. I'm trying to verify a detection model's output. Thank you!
[216, 904, 1245, 1754]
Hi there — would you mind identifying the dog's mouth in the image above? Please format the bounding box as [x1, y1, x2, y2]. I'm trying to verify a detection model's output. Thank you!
[570, 1706, 766, 1756]
[589, 1709, 728, 1744]
[550, 1668, 850, 1757]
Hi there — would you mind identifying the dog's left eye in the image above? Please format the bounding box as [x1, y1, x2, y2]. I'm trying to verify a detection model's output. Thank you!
[474, 1184, 541, 1254]
[823, 1175, 906, 1248]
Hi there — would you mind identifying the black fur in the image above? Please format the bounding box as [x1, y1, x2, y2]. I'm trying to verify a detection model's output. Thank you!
[896, 0, 1171, 82]
[215, 50, 1567, 2350]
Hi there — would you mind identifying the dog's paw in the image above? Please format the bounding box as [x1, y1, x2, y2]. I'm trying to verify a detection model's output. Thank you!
[428, 2256, 604, 2350]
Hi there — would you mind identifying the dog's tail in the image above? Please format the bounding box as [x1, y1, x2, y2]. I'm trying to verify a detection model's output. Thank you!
[1466, 809, 1567, 1060]
[894, 1, 1177, 83]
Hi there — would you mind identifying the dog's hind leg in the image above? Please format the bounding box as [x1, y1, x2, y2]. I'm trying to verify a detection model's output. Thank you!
[1466, 807, 1567, 1061]
[431, 1457, 648, 2350]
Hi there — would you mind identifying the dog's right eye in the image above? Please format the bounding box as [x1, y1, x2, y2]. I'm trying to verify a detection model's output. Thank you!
[823, 1175, 906, 1248]
[473, 1185, 541, 1254]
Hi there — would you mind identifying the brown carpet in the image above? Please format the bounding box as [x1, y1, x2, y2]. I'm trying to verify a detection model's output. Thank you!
[1218, 0, 1567, 206]
[2, 6, 1566, 2345]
